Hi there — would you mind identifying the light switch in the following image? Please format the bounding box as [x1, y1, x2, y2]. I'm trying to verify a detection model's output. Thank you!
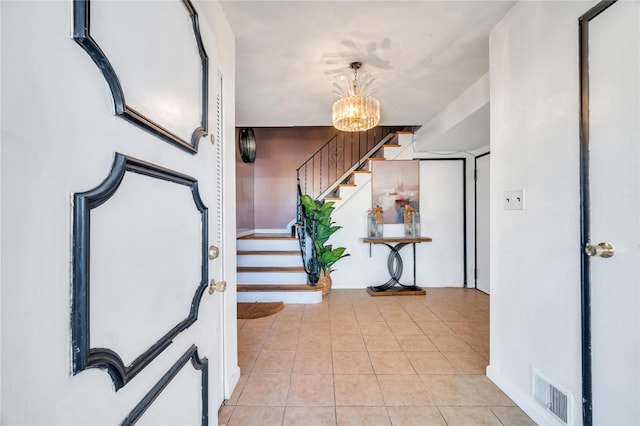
[504, 189, 524, 210]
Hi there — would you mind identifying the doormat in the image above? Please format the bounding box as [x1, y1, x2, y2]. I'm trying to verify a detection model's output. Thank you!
[237, 301, 284, 319]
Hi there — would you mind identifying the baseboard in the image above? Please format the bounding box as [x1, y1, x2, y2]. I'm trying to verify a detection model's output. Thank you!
[236, 229, 254, 238]
[225, 365, 241, 400]
[330, 283, 467, 290]
[486, 365, 564, 426]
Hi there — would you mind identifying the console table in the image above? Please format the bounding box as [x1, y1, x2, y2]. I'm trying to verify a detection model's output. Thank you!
[362, 237, 432, 295]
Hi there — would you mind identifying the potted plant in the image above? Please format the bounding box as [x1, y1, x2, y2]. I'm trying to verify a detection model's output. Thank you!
[299, 194, 349, 294]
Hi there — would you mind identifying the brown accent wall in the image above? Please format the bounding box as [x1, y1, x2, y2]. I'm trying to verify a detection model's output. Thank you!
[235, 128, 256, 233]
[235, 126, 337, 231]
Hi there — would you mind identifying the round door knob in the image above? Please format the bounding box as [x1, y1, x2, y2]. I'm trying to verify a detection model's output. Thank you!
[208, 279, 227, 294]
[585, 242, 614, 258]
[208, 245, 220, 260]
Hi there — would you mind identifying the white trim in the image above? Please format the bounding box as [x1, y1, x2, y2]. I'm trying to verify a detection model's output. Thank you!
[486, 365, 565, 426]
[225, 365, 241, 400]
[236, 228, 293, 238]
[236, 229, 254, 238]
[254, 228, 291, 234]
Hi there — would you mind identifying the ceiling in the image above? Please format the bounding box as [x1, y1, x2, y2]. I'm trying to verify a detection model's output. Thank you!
[219, 0, 514, 149]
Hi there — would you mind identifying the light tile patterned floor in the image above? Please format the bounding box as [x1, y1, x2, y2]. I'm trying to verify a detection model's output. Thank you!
[220, 288, 536, 426]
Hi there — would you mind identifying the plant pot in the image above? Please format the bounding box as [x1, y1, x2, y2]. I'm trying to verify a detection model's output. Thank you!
[318, 270, 332, 296]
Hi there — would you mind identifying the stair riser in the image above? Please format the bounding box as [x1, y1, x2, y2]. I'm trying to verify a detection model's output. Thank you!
[383, 146, 400, 158]
[237, 272, 309, 284]
[237, 291, 322, 304]
[397, 133, 413, 147]
[337, 186, 357, 199]
[237, 254, 303, 267]
[351, 173, 371, 186]
[237, 239, 299, 251]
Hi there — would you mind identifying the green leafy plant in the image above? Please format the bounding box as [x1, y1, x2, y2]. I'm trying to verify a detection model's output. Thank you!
[300, 194, 350, 279]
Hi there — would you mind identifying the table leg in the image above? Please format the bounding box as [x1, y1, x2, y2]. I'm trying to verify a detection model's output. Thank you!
[368, 242, 422, 292]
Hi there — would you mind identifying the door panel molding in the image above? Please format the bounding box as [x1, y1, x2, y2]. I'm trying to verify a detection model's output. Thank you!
[121, 345, 208, 426]
[72, 0, 209, 153]
[71, 153, 209, 390]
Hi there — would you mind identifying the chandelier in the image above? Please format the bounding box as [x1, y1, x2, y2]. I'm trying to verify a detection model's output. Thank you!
[332, 62, 380, 132]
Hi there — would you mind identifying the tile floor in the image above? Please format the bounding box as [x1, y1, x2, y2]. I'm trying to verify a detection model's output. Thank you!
[219, 288, 536, 426]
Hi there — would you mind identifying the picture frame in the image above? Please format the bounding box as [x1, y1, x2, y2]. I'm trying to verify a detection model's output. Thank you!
[371, 160, 420, 224]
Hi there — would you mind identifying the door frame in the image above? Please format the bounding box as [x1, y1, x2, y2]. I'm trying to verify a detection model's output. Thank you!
[578, 2, 618, 425]
[474, 151, 490, 292]
[414, 157, 468, 287]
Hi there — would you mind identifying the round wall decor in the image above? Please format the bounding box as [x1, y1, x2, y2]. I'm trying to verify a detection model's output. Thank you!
[239, 128, 256, 163]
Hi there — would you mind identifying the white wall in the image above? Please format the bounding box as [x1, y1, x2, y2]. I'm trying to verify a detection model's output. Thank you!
[487, 2, 597, 424]
[414, 72, 489, 152]
[331, 133, 480, 290]
[330, 68, 490, 290]
[0, 1, 237, 423]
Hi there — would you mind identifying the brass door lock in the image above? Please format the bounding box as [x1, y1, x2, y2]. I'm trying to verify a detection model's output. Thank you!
[585, 242, 614, 258]
[208, 245, 220, 260]
[208, 278, 227, 294]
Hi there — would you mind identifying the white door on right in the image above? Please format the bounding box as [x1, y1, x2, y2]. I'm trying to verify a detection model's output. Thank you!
[587, 1, 639, 424]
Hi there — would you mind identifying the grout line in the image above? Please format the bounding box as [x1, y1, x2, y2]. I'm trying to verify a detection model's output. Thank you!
[225, 289, 503, 425]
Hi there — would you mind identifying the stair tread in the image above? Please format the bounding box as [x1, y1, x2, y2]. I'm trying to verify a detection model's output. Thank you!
[368, 157, 386, 161]
[339, 183, 356, 187]
[352, 170, 371, 174]
[384, 143, 401, 147]
[238, 266, 305, 272]
[238, 250, 300, 255]
[324, 197, 342, 200]
[238, 233, 296, 240]
[238, 284, 320, 292]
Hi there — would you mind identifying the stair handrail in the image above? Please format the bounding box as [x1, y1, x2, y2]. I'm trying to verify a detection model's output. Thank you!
[295, 126, 403, 201]
[295, 126, 416, 284]
[295, 180, 319, 284]
[316, 131, 399, 201]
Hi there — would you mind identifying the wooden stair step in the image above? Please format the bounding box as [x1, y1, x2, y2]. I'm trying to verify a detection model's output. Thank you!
[238, 233, 296, 240]
[238, 284, 319, 292]
[368, 157, 386, 161]
[237, 250, 299, 256]
[352, 170, 371, 174]
[383, 143, 401, 147]
[237, 266, 305, 273]
[339, 183, 356, 187]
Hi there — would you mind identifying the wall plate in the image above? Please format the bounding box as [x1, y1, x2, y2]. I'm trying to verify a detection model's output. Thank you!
[504, 189, 524, 210]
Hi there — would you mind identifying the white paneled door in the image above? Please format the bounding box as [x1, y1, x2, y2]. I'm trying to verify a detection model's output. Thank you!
[584, 1, 639, 424]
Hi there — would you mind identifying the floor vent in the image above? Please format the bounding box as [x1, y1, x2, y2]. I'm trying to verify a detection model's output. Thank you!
[533, 370, 572, 425]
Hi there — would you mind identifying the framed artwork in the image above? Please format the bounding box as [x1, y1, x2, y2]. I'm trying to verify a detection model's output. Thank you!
[371, 160, 420, 224]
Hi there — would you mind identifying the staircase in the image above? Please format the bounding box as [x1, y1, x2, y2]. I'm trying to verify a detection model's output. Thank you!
[318, 134, 410, 209]
[236, 234, 323, 304]
[236, 129, 416, 304]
